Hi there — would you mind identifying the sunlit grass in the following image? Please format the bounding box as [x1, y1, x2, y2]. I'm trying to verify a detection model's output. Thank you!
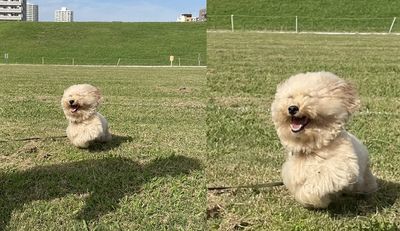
[0, 65, 206, 230]
[207, 31, 400, 230]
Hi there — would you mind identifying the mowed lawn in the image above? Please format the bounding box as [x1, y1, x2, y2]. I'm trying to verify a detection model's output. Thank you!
[207, 0, 400, 32]
[0, 65, 206, 230]
[0, 22, 206, 66]
[207, 32, 400, 230]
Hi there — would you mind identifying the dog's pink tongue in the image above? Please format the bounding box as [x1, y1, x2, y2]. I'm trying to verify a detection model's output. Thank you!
[291, 123, 302, 130]
[291, 117, 306, 130]
[71, 105, 79, 113]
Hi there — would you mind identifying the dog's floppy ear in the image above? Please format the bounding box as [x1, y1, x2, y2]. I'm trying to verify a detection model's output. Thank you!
[337, 80, 360, 114]
[94, 88, 102, 103]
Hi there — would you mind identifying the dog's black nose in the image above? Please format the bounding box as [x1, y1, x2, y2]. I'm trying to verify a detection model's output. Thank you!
[69, 100, 75, 105]
[288, 106, 299, 115]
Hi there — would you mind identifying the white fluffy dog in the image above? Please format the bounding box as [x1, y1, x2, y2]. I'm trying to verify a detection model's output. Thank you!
[271, 72, 377, 208]
[61, 84, 111, 148]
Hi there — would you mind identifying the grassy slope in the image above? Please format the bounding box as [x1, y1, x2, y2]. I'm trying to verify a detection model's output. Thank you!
[0, 65, 206, 230]
[0, 22, 206, 65]
[207, 0, 400, 32]
[207, 32, 400, 230]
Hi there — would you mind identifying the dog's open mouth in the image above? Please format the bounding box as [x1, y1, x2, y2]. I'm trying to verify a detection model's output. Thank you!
[70, 104, 80, 113]
[290, 116, 309, 133]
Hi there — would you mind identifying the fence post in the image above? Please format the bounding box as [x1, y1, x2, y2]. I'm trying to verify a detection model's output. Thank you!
[231, 14, 234, 32]
[42, 57, 44, 65]
[295, 16, 298, 33]
[179, 57, 181, 66]
[4, 53, 8, 64]
[72, 58, 74, 65]
[389, 17, 396, 33]
[117, 58, 121, 66]
[198, 53, 201, 66]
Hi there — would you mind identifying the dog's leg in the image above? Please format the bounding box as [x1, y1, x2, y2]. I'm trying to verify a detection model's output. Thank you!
[282, 157, 335, 208]
[288, 158, 359, 208]
[67, 132, 90, 148]
[67, 123, 102, 148]
[71, 139, 90, 148]
[294, 188, 331, 208]
[98, 113, 112, 142]
[103, 129, 112, 142]
[359, 167, 378, 194]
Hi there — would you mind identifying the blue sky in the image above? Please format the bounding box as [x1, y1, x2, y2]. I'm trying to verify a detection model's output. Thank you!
[29, 0, 206, 22]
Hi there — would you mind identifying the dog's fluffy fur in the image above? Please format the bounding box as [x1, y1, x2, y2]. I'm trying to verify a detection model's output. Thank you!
[61, 84, 111, 148]
[271, 72, 377, 208]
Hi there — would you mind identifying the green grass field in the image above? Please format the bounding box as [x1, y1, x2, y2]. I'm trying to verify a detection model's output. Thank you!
[0, 65, 206, 230]
[207, 31, 400, 230]
[0, 22, 206, 66]
[207, 0, 400, 32]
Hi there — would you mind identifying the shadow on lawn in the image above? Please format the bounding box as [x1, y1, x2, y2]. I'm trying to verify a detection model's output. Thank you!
[0, 155, 201, 230]
[327, 179, 400, 217]
[88, 134, 133, 152]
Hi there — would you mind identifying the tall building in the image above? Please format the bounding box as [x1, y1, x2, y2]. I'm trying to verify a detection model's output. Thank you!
[0, 0, 27, 21]
[26, 3, 38, 21]
[55, 7, 73, 22]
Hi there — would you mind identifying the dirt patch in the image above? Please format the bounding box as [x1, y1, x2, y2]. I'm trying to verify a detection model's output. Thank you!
[18, 141, 39, 154]
[207, 204, 223, 219]
[178, 87, 192, 93]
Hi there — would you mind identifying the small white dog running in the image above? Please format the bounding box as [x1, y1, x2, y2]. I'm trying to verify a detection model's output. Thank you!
[61, 84, 111, 148]
[271, 72, 377, 208]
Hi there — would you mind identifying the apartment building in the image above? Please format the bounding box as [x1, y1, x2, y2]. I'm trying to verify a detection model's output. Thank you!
[26, 3, 38, 21]
[0, 0, 26, 21]
[55, 6, 73, 22]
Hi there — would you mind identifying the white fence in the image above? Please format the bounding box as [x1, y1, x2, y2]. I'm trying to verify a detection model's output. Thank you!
[209, 15, 399, 33]
[1, 55, 205, 67]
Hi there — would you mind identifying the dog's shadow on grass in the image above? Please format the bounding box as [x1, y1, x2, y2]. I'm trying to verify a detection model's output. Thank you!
[88, 134, 133, 152]
[327, 179, 400, 217]
[0, 155, 201, 230]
